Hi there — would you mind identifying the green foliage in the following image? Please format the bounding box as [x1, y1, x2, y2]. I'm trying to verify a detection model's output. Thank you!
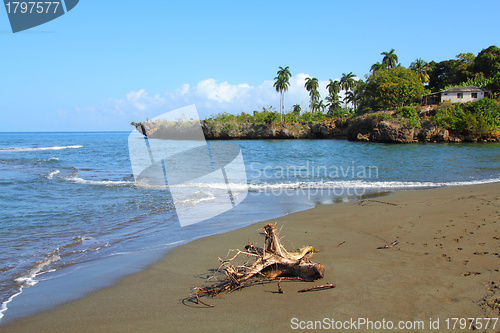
[409, 58, 430, 83]
[444, 75, 493, 90]
[396, 106, 421, 129]
[472, 45, 500, 78]
[328, 108, 348, 118]
[369, 113, 393, 121]
[292, 104, 301, 115]
[222, 123, 237, 133]
[204, 107, 281, 129]
[431, 99, 500, 136]
[304, 77, 320, 112]
[251, 107, 280, 125]
[428, 45, 500, 92]
[487, 72, 500, 95]
[427, 59, 472, 92]
[204, 104, 340, 131]
[381, 49, 398, 69]
[361, 66, 426, 110]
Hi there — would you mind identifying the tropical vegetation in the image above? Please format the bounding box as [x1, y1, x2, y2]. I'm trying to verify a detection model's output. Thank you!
[203, 45, 500, 139]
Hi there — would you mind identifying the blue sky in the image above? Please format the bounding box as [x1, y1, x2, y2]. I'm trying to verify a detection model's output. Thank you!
[1, 0, 499, 132]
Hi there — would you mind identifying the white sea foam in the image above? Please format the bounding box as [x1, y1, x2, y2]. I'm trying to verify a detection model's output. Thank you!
[245, 178, 500, 191]
[132, 177, 500, 194]
[162, 177, 500, 192]
[0, 249, 61, 322]
[16, 249, 61, 288]
[66, 176, 133, 187]
[175, 190, 217, 207]
[46, 169, 60, 180]
[0, 145, 83, 152]
[0, 289, 22, 321]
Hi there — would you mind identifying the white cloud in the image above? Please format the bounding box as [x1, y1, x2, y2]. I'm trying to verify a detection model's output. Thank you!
[126, 89, 165, 111]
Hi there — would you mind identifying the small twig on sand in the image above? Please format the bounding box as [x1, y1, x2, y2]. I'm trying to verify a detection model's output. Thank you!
[277, 281, 283, 293]
[377, 240, 399, 249]
[195, 292, 215, 307]
[297, 284, 336, 293]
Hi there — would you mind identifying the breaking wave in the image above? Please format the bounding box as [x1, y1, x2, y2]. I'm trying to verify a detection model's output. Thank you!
[0, 145, 83, 152]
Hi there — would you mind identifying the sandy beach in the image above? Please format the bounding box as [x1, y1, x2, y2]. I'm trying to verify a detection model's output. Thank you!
[2, 183, 500, 332]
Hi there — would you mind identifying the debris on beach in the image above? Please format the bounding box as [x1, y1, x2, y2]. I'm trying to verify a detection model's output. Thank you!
[297, 284, 336, 293]
[191, 223, 325, 307]
[377, 240, 399, 249]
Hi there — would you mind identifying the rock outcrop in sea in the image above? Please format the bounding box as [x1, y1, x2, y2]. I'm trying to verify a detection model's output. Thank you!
[133, 115, 499, 143]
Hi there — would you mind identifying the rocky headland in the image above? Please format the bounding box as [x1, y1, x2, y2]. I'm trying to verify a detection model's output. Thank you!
[133, 113, 499, 143]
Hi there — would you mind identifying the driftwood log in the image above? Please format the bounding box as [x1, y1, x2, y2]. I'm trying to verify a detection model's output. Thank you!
[193, 223, 325, 306]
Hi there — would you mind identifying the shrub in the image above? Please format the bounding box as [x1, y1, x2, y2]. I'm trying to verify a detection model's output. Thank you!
[431, 99, 500, 136]
[396, 106, 421, 129]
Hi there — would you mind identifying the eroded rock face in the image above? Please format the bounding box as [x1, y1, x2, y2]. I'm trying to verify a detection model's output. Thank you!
[347, 116, 415, 143]
[201, 119, 348, 140]
[416, 120, 449, 142]
[417, 119, 438, 142]
[133, 115, 498, 143]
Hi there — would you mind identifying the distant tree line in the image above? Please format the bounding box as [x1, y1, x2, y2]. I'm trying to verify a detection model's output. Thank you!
[203, 45, 500, 137]
[269, 45, 500, 117]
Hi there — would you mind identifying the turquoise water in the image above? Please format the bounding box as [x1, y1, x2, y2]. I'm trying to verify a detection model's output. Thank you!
[0, 132, 499, 322]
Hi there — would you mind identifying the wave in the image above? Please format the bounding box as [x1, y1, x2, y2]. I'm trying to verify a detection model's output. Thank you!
[46, 170, 60, 180]
[0, 145, 83, 152]
[145, 177, 500, 192]
[0, 236, 110, 321]
[66, 176, 134, 187]
[175, 190, 217, 207]
[246, 178, 500, 190]
[0, 289, 21, 320]
[0, 248, 62, 320]
[14, 249, 61, 289]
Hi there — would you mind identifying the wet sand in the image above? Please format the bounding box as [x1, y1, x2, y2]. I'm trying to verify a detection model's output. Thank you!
[2, 183, 500, 332]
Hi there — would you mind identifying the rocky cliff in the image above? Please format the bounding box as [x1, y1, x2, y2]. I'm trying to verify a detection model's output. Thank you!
[202, 119, 347, 140]
[133, 116, 499, 143]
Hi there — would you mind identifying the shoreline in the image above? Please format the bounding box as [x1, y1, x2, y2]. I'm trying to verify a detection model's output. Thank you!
[2, 183, 500, 332]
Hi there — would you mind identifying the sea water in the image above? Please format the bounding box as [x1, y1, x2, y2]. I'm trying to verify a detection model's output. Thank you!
[0, 132, 499, 323]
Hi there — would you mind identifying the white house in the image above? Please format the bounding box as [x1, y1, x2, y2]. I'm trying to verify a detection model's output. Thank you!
[439, 86, 491, 103]
[422, 86, 492, 105]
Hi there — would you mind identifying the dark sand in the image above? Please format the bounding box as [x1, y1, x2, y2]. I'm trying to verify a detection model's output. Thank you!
[2, 183, 500, 332]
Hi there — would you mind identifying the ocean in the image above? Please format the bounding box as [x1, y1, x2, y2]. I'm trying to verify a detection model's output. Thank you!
[0, 132, 499, 323]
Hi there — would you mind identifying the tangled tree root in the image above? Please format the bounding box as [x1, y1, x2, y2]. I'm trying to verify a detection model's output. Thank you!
[192, 223, 325, 306]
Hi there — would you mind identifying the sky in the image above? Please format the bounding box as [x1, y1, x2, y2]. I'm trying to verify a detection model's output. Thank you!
[1, 0, 499, 132]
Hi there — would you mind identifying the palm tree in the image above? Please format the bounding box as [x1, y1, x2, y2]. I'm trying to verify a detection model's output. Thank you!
[409, 58, 430, 83]
[381, 49, 398, 68]
[313, 99, 326, 114]
[343, 91, 356, 111]
[304, 77, 319, 112]
[326, 79, 341, 96]
[370, 62, 386, 73]
[325, 94, 341, 116]
[273, 66, 291, 122]
[343, 80, 364, 113]
[340, 72, 358, 111]
[340, 72, 356, 93]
